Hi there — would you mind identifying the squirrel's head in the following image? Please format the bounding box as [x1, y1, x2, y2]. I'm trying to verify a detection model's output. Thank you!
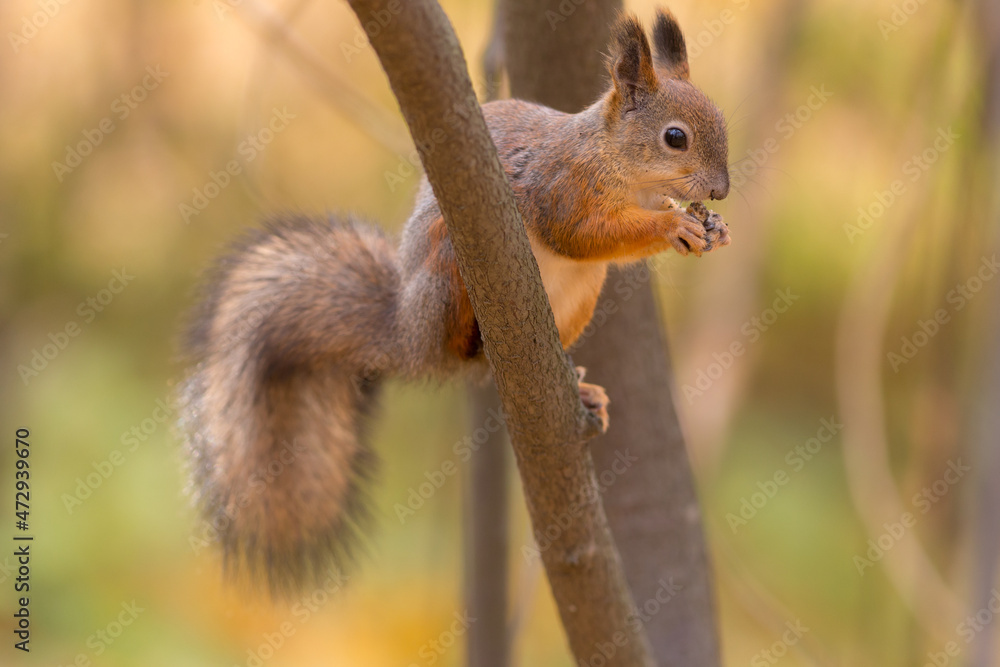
[604, 9, 729, 203]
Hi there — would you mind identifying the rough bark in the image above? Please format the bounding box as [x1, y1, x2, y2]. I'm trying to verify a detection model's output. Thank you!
[464, 381, 510, 667]
[969, 2, 1000, 664]
[464, 10, 511, 665]
[502, 1, 722, 664]
[344, 1, 654, 664]
[576, 268, 722, 667]
[504, 0, 620, 112]
[970, 252, 1000, 667]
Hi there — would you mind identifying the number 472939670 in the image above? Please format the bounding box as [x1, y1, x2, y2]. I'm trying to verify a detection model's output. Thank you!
[15, 428, 29, 530]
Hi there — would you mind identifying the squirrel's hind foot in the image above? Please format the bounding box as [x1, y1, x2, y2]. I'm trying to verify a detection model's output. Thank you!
[575, 366, 610, 434]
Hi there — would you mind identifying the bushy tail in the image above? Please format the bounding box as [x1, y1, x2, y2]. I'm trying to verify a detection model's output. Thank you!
[179, 214, 402, 594]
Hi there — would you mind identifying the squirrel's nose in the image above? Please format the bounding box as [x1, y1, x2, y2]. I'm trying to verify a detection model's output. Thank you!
[710, 172, 730, 200]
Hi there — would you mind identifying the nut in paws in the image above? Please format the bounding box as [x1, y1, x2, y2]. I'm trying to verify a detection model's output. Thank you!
[686, 201, 730, 253]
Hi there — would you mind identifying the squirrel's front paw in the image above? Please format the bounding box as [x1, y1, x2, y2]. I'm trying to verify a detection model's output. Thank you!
[576, 366, 610, 433]
[686, 202, 731, 253]
[665, 212, 709, 257]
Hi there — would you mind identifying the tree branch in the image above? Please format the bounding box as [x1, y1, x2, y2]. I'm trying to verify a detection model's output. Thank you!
[576, 269, 722, 667]
[464, 8, 511, 665]
[464, 381, 511, 667]
[343, 0, 653, 664]
[501, 1, 722, 663]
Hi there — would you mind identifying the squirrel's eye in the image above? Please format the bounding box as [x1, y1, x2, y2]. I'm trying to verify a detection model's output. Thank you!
[664, 127, 687, 150]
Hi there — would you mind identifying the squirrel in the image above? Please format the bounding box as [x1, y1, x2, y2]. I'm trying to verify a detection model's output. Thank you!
[179, 8, 731, 593]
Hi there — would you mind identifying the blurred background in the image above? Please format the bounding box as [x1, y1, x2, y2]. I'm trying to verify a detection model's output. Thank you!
[1, 0, 998, 665]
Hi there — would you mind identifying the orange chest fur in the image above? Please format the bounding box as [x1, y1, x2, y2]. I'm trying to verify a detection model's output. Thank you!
[432, 216, 609, 358]
[529, 238, 609, 349]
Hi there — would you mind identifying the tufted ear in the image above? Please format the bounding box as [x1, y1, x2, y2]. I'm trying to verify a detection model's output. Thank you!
[651, 8, 690, 80]
[608, 13, 659, 113]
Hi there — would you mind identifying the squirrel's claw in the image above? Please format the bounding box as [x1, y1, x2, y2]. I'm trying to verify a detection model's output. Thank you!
[681, 202, 729, 255]
[668, 217, 708, 257]
[576, 366, 610, 434]
[703, 211, 731, 251]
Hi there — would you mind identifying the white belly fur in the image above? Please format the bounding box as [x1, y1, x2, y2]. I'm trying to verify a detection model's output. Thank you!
[530, 240, 608, 343]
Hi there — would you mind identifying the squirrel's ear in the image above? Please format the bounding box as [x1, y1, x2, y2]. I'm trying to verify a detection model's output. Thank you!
[608, 13, 658, 111]
[651, 8, 690, 80]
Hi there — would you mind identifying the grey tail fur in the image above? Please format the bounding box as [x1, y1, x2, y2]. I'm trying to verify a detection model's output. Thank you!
[178, 213, 403, 595]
